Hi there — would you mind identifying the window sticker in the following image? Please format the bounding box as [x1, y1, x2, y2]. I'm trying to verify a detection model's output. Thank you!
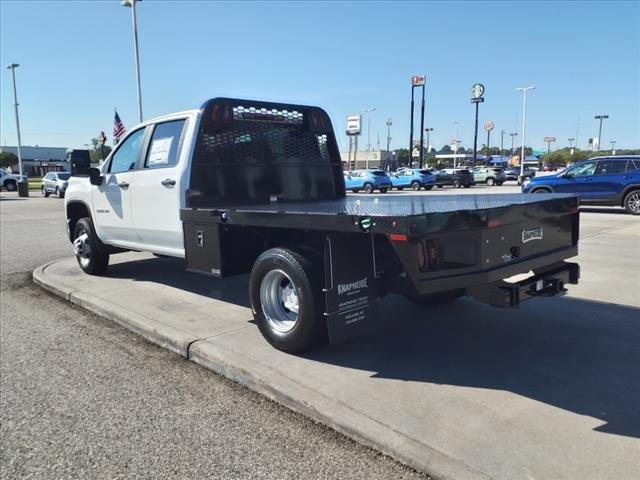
[148, 137, 174, 166]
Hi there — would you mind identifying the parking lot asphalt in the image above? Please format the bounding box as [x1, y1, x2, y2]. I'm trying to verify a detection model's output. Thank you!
[4, 185, 640, 480]
[0, 193, 426, 480]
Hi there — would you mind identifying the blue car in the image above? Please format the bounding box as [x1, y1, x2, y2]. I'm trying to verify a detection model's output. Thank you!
[389, 169, 436, 191]
[343, 170, 392, 194]
[522, 156, 640, 215]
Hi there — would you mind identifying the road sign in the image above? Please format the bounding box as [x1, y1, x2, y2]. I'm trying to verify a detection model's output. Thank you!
[411, 75, 426, 86]
[412, 148, 420, 158]
[484, 121, 494, 132]
[544, 136, 556, 142]
[346, 115, 361, 136]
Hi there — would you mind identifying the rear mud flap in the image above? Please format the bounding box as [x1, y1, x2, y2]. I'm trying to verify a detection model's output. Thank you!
[323, 234, 381, 344]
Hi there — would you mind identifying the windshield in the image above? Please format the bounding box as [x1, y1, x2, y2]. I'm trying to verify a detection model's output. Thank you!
[57, 173, 71, 180]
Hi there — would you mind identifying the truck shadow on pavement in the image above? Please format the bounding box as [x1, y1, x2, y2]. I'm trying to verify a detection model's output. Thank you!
[306, 295, 640, 439]
[105, 255, 639, 439]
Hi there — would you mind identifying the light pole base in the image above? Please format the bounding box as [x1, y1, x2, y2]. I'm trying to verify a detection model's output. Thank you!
[17, 181, 29, 197]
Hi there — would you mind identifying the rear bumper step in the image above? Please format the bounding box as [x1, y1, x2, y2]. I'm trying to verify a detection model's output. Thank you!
[467, 261, 580, 308]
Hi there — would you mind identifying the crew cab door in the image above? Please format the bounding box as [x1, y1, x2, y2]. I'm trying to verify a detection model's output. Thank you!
[129, 118, 188, 256]
[92, 127, 147, 245]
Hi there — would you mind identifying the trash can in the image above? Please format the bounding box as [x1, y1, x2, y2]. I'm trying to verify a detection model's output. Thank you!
[17, 181, 29, 197]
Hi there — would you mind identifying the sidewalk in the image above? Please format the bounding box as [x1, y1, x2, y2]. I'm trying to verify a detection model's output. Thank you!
[34, 222, 640, 480]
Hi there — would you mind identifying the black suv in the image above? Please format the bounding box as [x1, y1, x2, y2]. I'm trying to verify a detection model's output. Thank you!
[430, 168, 476, 188]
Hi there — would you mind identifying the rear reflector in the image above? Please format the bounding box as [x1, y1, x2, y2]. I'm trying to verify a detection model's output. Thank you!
[388, 233, 408, 242]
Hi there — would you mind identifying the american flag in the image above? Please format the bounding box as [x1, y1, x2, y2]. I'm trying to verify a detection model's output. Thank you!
[113, 111, 126, 142]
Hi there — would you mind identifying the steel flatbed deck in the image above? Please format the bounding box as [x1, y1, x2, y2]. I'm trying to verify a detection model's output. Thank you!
[180, 193, 578, 235]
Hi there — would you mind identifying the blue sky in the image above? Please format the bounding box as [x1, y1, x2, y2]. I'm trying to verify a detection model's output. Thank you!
[1, 1, 638, 152]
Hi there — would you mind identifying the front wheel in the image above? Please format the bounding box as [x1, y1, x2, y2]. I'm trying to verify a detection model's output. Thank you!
[496, 182, 503, 186]
[250, 248, 324, 352]
[424, 185, 433, 191]
[58, 188, 65, 199]
[73, 218, 110, 275]
[436, 185, 444, 189]
[5, 181, 17, 192]
[486, 178, 495, 186]
[363, 183, 374, 194]
[624, 190, 640, 215]
[452, 179, 461, 188]
[379, 187, 389, 193]
[463, 184, 471, 188]
[397, 187, 404, 191]
[352, 189, 360, 193]
[411, 181, 421, 191]
[41, 187, 50, 198]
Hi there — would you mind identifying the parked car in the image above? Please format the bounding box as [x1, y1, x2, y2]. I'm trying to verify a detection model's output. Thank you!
[0, 170, 27, 191]
[504, 167, 536, 183]
[343, 170, 392, 193]
[522, 156, 640, 214]
[389, 169, 436, 191]
[430, 168, 475, 188]
[470, 166, 506, 186]
[41, 171, 71, 198]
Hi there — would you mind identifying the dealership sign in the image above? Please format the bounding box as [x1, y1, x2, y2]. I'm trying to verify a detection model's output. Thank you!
[411, 75, 426, 86]
[346, 115, 361, 136]
[544, 136, 557, 142]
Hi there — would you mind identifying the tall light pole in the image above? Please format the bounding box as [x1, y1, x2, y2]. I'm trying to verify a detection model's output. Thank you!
[568, 137, 575, 155]
[509, 132, 518, 155]
[516, 86, 535, 179]
[122, 0, 143, 123]
[424, 127, 433, 162]
[6, 63, 27, 197]
[453, 121, 459, 169]
[594, 114, 609, 151]
[363, 107, 376, 169]
[500, 129, 505, 158]
[385, 118, 392, 153]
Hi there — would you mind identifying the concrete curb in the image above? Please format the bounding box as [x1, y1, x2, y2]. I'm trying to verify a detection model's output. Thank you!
[33, 259, 489, 480]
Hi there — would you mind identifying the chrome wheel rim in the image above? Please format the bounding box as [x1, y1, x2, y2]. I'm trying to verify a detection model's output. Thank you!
[73, 230, 92, 268]
[628, 193, 640, 213]
[260, 269, 299, 334]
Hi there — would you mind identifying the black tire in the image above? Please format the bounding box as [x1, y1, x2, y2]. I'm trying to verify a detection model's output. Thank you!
[73, 217, 110, 275]
[424, 185, 433, 191]
[352, 189, 360, 193]
[486, 177, 495, 186]
[250, 248, 324, 352]
[463, 184, 471, 188]
[411, 181, 421, 191]
[397, 187, 404, 191]
[5, 181, 17, 192]
[58, 188, 65, 199]
[623, 189, 640, 215]
[407, 289, 465, 306]
[379, 187, 389, 193]
[453, 179, 461, 188]
[41, 187, 50, 198]
[364, 183, 374, 194]
[436, 185, 444, 188]
[496, 182, 503, 186]
[532, 188, 551, 194]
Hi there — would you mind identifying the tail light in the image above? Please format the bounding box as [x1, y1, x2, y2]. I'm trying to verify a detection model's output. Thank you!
[426, 239, 438, 269]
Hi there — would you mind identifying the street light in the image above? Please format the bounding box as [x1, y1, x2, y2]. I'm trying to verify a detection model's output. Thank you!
[509, 132, 518, 155]
[424, 127, 433, 162]
[610, 140, 616, 155]
[516, 86, 535, 179]
[122, 0, 143, 123]
[6, 62, 27, 197]
[385, 118, 392, 154]
[363, 107, 376, 169]
[594, 114, 609, 151]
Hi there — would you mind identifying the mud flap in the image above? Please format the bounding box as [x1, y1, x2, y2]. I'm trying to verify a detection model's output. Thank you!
[324, 233, 381, 344]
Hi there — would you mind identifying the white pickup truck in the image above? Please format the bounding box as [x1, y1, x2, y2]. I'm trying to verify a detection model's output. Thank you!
[65, 97, 580, 352]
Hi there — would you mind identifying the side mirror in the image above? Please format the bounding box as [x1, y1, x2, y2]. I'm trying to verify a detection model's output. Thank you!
[69, 149, 91, 176]
[89, 167, 103, 186]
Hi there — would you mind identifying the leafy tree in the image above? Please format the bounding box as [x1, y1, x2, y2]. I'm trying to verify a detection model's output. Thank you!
[439, 144, 452, 153]
[88, 137, 112, 163]
[0, 151, 19, 169]
[394, 148, 409, 166]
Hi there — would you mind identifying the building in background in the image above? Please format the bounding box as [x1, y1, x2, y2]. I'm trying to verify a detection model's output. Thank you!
[339, 149, 395, 170]
[0, 145, 69, 176]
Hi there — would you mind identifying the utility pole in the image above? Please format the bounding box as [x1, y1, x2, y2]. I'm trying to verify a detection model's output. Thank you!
[576, 118, 580, 150]
[510, 132, 518, 155]
[6, 63, 28, 197]
[424, 127, 433, 165]
[594, 114, 609, 151]
[500, 130, 505, 158]
[453, 121, 459, 169]
[409, 75, 426, 167]
[516, 86, 535, 180]
[386, 118, 392, 154]
[363, 107, 376, 169]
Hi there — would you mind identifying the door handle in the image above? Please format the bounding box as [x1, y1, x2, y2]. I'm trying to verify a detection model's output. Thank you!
[118, 182, 129, 189]
[161, 178, 176, 186]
